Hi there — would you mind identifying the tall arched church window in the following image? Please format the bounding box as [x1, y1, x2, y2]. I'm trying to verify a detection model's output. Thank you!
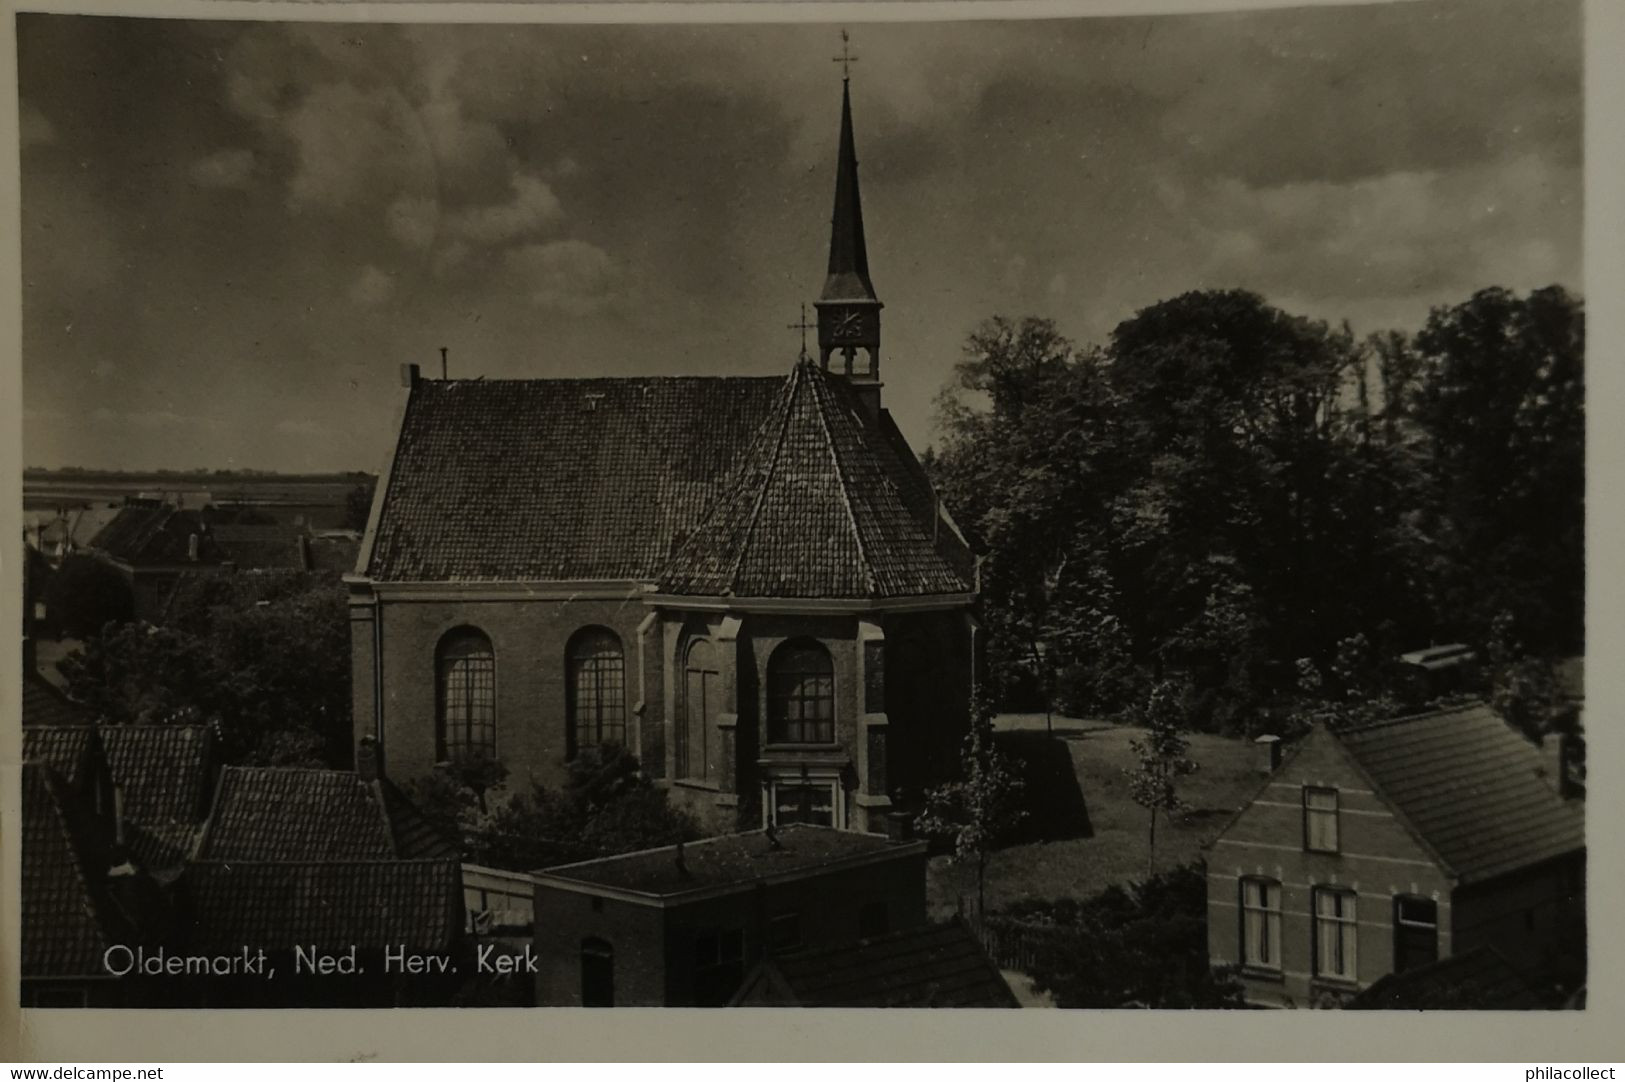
[767, 639, 835, 744]
[680, 638, 719, 782]
[437, 627, 496, 761]
[569, 627, 626, 753]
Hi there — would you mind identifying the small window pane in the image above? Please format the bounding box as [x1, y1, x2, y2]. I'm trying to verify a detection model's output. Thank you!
[1304, 787, 1340, 852]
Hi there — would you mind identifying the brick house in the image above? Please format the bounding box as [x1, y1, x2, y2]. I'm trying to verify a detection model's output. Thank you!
[346, 77, 978, 835]
[530, 824, 929, 1006]
[1206, 702, 1585, 1008]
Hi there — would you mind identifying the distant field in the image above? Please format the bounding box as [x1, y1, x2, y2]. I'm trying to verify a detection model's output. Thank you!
[927, 718, 1262, 919]
[22, 470, 375, 529]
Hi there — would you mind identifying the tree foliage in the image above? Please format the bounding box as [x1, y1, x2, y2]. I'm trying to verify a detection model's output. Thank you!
[1004, 863, 1245, 1009]
[930, 287, 1584, 731]
[59, 570, 351, 766]
[1123, 680, 1199, 876]
[915, 689, 1028, 914]
[403, 744, 702, 871]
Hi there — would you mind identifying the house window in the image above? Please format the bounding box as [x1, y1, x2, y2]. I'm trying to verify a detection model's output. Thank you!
[769, 912, 803, 954]
[1393, 895, 1438, 973]
[437, 627, 496, 761]
[1303, 786, 1340, 853]
[679, 637, 719, 782]
[769, 779, 837, 828]
[569, 628, 625, 754]
[580, 938, 614, 1007]
[859, 901, 890, 940]
[1313, 888, 1358, 982]
[693, 928, 746, 1006]
[767, 639, 835, 744]
[1239, 877, 1282, 971]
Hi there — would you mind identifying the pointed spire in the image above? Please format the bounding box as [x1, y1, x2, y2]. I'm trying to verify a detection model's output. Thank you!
[821, 79, 877, 303]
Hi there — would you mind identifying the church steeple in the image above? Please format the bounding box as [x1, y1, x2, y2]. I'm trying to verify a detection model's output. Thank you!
[815, 35, 883, 395]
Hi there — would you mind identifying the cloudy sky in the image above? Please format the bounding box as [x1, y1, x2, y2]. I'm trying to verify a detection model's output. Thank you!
[19, 0, 1580, 472]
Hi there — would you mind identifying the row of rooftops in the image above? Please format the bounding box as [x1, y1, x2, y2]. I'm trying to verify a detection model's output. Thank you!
[20, 680, 465, 982]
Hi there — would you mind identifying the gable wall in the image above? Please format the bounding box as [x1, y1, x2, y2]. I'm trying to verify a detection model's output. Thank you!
[1206, 727, 1452, 1007]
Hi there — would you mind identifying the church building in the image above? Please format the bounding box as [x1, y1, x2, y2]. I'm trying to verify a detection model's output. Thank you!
[347, 74, 979, 835]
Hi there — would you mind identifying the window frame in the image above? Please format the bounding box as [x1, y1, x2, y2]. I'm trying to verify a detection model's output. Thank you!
[766, 639, 836, 746]
[678, 636, 719, 783]
[436, 626, 497, 762]
[1238, 876, 1283, 973]
[567, 627, 627, 757]
[1312, 886, 1359, 983]
[1392, 894, 1439, 973]
[1302, 785, 1341, 854]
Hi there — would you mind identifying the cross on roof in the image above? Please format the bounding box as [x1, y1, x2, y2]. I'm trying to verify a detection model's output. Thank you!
[788, 303, 815, 361]
[832, 29, 858, 80]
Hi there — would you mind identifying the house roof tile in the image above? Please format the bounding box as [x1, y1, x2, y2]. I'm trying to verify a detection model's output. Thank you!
[1349, 946, 1547, 1009]
[750, 920, 1018, 1008]
[20, 764, 120, 978]
[197, 766, 457, 862]
[179, 859, 464, 953]
[1337, 702, 1584, 883]
[22, 671, 98, 729]
[538, 824, 916, 896]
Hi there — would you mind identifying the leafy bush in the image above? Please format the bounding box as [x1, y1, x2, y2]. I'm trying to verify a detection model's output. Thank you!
[1003, 863, 1244, 1009]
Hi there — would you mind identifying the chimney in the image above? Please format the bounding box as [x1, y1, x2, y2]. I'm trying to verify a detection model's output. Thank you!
[884, 810, 915, 843]
[187, 533, 200, 562]
[400, 362, 421, 389]
[1254, 734, 1283, 774]
[1541, 732, 1582, 799]
[356, 734, 383, 783]
[674, 840, 692, 881]
[22, 634, 37, 677]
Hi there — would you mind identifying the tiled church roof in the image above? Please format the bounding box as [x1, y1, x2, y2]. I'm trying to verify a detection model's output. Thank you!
[367, 369, 974, 596]
[657, 361, 971, 599]
[368, 376, 781, 582]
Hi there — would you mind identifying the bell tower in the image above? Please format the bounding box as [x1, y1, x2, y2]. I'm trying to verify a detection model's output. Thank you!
[815, 35, 883, 401]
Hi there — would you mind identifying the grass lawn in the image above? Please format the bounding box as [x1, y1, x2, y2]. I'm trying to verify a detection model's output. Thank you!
[926, 714, 1262, 921]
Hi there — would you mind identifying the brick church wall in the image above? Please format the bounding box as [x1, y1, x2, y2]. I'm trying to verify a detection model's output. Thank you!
[353, 592, 659, 788]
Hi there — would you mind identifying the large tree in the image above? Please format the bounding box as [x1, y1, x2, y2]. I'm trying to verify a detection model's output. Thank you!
[60, 570, 351, 766]
[1409, 286, 1584, 654]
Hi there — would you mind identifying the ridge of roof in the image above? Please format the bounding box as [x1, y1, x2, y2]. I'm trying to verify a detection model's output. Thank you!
[807, 364, 878, 595]
[720, 366, 803, 597]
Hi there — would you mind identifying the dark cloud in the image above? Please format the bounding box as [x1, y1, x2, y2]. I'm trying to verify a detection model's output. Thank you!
[19, 1, 1581, 471]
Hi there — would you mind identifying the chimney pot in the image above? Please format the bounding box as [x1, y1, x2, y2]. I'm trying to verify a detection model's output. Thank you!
[1254, 734, 1283, 774]
[187, 533, 200, 562]
[357, 735, 383, 782]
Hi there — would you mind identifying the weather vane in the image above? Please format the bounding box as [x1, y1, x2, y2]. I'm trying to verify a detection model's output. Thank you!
[788, 303, 815, 362]
[833, 28, 858, 81]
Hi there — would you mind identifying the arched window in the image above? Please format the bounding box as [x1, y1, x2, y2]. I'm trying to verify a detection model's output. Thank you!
[580, 938, 614, 1007]
[767, 639, 835, 744]
[569, 628, 626, 753]
[437, 627, 496, 761]
[679, 638, 719, 782]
